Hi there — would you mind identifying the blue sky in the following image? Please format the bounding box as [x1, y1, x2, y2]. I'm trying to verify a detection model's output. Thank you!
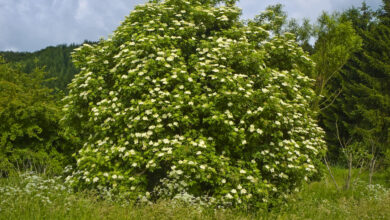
[0, 0, 382, 52]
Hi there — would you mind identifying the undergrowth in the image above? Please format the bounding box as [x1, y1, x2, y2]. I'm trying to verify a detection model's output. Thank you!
[0, 168, 389, 220]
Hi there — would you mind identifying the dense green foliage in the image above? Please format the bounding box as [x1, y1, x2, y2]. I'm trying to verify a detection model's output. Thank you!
[62, 0, 325, 209]
[311, 12, 362, 105]
[321, 2, 390, 166]
[0, 44, 82, 91]
[0, 57, 73, 176]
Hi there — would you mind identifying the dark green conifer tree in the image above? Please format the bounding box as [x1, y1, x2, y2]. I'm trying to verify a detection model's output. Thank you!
[321, 1, 390, 165]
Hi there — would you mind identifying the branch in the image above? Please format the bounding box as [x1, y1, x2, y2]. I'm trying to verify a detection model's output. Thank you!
[324, 156, 339, 190]
[319, 89, 342, 111]
[323, 64, 345, 89]
[335, 119, 344, 149]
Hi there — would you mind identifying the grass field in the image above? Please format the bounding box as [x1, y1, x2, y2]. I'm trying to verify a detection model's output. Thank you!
[0, 168, 389, 220]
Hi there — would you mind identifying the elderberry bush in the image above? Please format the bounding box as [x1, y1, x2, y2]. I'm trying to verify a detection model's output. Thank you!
[62, 0, 326, 209]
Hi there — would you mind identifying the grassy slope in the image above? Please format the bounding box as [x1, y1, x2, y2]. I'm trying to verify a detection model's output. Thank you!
[0, 168, 389, 220]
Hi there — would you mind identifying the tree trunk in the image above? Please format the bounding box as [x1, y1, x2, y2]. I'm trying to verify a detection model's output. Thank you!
[345, 153, 352, 190]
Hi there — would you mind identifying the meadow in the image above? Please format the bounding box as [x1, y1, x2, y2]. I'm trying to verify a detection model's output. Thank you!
[1, 168, 389, 220]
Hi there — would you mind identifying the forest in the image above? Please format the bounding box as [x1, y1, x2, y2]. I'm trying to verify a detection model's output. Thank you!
[0, 0, 389, 219]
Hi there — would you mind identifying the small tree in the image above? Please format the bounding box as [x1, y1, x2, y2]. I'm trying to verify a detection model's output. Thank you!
[0, 57, 73, 176]
[63, 0, 326, 209]
[312, 12, 362, 111]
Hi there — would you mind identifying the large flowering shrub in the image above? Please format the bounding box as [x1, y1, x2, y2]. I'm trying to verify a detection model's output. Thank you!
[62, 0, 326, 209]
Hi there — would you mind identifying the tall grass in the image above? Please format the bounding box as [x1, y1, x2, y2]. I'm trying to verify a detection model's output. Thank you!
[0, 168, 389, 220]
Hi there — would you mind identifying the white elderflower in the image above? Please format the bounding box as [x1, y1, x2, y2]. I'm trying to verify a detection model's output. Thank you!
[226, 193, 233, 199]
[220, 15, 229, 21]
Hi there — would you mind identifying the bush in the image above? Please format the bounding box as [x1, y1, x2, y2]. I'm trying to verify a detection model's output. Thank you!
[62, 0, 326, 209]
[0, 57, 74, 176]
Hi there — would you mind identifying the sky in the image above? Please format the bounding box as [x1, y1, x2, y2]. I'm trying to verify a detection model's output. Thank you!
[0, 0, 383, 52]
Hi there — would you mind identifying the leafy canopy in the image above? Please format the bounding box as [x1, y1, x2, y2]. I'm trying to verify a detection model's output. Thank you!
[63, 0, 326, 209]
[0, 57, 72, 176]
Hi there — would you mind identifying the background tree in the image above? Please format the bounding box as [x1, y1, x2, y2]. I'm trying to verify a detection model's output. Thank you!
[252, 4, 314, 54]
[253, 4, 287, 35]
[311, 12, 362, 110]
[321, 1, 390, 179]
[0, 43, 84, 92]
[286, 18, 314, 53]
[0, 57, 74, 176]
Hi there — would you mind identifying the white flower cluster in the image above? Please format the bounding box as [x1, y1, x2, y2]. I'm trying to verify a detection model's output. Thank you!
[0, 172, 72, 209]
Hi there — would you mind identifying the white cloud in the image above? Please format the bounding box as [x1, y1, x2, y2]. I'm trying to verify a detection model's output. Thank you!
[75, 0, 90, 22]
[0, 0, 143, 51]
[0, 0, 383, 52]
[238, 0, 381, 21]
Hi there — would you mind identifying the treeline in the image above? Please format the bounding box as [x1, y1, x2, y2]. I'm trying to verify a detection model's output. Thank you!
[0, 42, 94, 91]
[318, 3, 389, 179]
[322, 3, 390, 170]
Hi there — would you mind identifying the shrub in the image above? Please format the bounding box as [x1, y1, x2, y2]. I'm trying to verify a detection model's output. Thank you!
[0, 58, 74, 176]
[62, 0, 326, 209]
